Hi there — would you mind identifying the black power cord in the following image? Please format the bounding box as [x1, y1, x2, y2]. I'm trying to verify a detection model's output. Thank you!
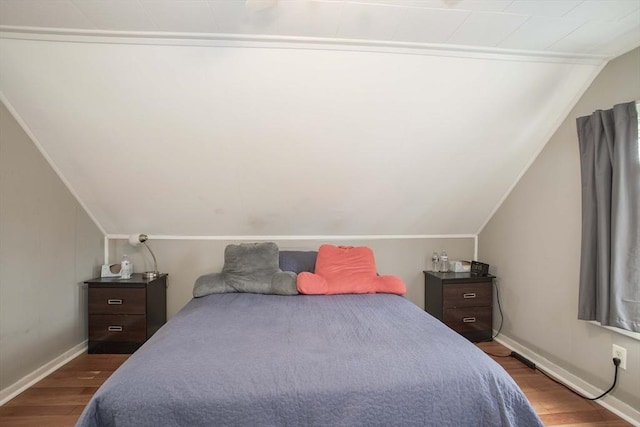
[536, 358, 620, 401]
[484, 352, 511, 358]
[508, 352, 621, 401]
[490, 278, 504, 340]
[475, 278, 620, 400]
[477, 278, 508, 357]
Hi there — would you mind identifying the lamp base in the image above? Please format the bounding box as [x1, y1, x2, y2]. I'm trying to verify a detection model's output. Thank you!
[143, 271, 159, 279]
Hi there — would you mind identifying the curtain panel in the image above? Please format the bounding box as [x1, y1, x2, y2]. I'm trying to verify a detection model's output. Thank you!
[577, 101, 639, 333]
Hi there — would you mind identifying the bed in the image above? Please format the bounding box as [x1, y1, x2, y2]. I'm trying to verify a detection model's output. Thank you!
[76, 292, 542, 426]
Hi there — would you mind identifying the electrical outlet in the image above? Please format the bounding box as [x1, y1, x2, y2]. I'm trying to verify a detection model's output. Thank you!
[612, 344, 627, 370]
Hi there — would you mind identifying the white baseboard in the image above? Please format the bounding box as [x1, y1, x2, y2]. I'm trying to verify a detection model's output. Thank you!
[0, 340, 88, 406]
[495, 335, 640, 427]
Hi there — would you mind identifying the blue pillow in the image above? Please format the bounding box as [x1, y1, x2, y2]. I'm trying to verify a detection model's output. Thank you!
[279, 251, 318, 274]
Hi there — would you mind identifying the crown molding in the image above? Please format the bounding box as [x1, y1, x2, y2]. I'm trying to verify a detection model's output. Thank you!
[106, 234, 477, 241]
[0, 25, 609, 65]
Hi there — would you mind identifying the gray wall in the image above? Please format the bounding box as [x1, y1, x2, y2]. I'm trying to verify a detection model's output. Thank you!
[0, 102, 104, 390]
[112, 237, 475, 318]
[479, 48, 640, 408]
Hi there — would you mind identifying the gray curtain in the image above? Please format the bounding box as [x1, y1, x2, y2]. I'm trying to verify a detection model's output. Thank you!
[577, 101, 639, 333]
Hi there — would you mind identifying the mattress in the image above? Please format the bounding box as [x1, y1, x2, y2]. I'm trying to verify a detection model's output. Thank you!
[77, 293, 542, 426]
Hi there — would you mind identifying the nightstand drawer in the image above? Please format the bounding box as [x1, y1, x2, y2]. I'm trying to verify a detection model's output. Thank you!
[443, 283, 492, 308]
[89, 288, 146, 314]
[89, 315, 146, 342]
[443, 307, 492, 333]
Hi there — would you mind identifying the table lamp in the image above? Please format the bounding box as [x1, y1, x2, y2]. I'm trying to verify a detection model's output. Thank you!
[128, 234, 159, 279]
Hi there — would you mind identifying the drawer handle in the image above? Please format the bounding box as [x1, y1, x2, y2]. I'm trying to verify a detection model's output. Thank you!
[463, 293, 476, 299]
[107, 299, 123, 305]
[462, 317, 476, 323]
[108, 326, 123, 332]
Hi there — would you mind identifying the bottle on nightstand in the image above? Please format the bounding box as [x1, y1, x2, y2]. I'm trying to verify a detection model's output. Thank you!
[120, 255, 132, 279]
[440, 251, 449, 272]
[432, 252, 440, 272]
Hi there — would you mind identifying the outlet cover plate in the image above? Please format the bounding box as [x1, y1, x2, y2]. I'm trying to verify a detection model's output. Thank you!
[612, 344, 627, 370]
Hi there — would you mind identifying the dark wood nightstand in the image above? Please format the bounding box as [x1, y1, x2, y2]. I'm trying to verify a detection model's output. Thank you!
[85, 273, 167, 354]
[423, 271, 494, 342]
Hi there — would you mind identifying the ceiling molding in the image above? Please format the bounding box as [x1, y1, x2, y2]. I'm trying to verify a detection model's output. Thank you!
[106, 234, 477, 241]
[0, 26, 609, 65]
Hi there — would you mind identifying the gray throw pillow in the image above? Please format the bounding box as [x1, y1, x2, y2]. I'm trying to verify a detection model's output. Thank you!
[193, 242, 298, 297]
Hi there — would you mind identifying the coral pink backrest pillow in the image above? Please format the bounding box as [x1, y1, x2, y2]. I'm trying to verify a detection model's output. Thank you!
[297, 244, 406, 295]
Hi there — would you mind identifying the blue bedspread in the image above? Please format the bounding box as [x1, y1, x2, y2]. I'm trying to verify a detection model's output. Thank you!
[77, 293, 542, 426]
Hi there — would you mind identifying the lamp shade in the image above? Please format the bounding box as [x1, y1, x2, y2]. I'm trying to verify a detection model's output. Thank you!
[128, 233, 148, 246]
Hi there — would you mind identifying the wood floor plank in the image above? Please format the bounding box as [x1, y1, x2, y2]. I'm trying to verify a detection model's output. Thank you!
[4, 387, 99, 407]
[0, 342, 632, 426]
[539, 409, 624, 424]
[0, 415, 80, 427]
[31, 370, 114, 388]
[0, 405, 78, 416]
[554, 422, 631, 427]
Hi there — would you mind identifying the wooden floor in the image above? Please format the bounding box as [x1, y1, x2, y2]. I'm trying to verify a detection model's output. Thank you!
[0, 342, 632, 426]
[477, 342, 631, 427]
[0, 354, 129, 427]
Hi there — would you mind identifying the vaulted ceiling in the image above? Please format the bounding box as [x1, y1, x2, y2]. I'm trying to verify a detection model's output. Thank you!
[1, 1, 639, 237]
